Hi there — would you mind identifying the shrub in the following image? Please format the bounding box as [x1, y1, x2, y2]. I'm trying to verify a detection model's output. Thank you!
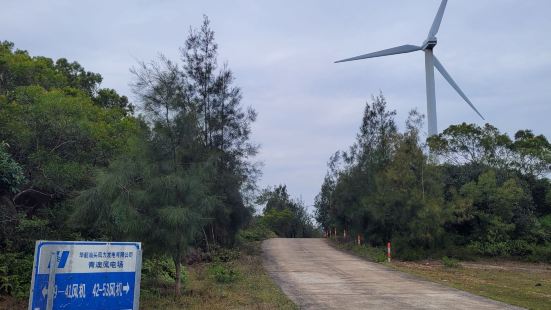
[467, 241, 510, 256]
[508, 240, 534, 256]
[538, 215, 551, 242]
[0, 252, 33, 298]
[237, 224, 277, 243]
[358, 245, 387, 263]
[208, 264, 239, 283]
[212, 246, 240, 263]
[141, 256, 187, 289]
[467, 240, 536, 257]
[335, 241, 387, 263]
[441, 256, 460, 268]
[394, 245, 427, 261]
[529, 243, 551, 263]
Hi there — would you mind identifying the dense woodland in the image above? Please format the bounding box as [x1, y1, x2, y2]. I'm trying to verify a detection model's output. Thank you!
[315, 95, 551, 260]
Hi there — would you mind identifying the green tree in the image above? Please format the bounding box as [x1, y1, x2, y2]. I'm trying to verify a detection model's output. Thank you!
[0, 142, 25, 195]
[259, 185, 316, 238]
[0, 143, 26, 250]
[0, 87, 139, 203]
[511, 130, 551, 177]
[366, 111, 446, 251]
[93, 88, 134, 114]
[131, 15, 258, 246]
[72, 140, 217, 295]
[0, 87, 140, 254]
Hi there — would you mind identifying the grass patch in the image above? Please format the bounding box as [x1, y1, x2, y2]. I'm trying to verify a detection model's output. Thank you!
[208, 264, 240, 284]
[441, 256, 460, 268]
[329, 239, 551, 310]
[393, 260, 551, 310]
[140, 241, 296, 310]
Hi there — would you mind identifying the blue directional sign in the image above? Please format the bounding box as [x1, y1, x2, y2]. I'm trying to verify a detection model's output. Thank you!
[28, 241, 142, 310]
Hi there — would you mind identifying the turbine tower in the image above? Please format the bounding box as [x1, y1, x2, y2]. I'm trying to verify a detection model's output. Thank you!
[335, 0, 484, 136]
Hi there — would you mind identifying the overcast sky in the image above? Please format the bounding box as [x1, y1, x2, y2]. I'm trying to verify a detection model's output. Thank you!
[2, 0, 550, 211]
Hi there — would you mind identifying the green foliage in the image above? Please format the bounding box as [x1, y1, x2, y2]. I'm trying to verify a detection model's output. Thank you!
[0, 252, 33, 298]
[258, 185, 317, 238]
[0, 86, 140, 197]
[72, 140, 218, 258]
[211, 246, 241, 263]
[0, 143, 25, 194]
[467, 240, 538, 258]
[529, 243, 551, 263]
[539, 215, 551, 234]
[142, 256, 188, 287]
[208, 264, 240, 283]
[1, 22, 260, 299]
[236, 219, 277, 242]
[131, 16, 258, 247]
[316, 94, 551, 261]
[428, 123, 551, 177]
[93, 88, 133, 114]
[441, 256, 460, 268]
[332, 241, 387, 263]
[0, 43, 141, 261]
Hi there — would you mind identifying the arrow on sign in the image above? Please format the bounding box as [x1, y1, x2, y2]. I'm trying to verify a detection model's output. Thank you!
[123, 282, 130, 294]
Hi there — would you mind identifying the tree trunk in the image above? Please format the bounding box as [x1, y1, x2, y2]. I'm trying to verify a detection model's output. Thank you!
[173, 254, 182, 296]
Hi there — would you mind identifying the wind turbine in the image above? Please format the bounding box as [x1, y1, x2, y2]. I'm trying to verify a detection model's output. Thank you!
[335, 0, 484, 137]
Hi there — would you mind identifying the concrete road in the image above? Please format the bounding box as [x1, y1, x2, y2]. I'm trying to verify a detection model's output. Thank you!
[262, 238, 522, 310]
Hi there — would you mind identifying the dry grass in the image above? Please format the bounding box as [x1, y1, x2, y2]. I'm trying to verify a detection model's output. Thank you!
[0, 296, 26, 310]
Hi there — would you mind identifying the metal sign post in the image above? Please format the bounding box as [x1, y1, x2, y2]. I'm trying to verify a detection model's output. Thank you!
[45, 253, 56, 310]
[28, 241, 142, 310]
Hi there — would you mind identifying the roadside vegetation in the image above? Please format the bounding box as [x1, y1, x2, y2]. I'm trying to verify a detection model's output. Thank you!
[256, 185, 319, 238]
[315, 95, 551, 262]
[140, 231, 296, 309]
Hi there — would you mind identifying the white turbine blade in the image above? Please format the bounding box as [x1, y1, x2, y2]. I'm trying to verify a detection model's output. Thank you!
[433, 56, 485, 120]
[427, 0, 448, 39]
[335, 45, 421, 63]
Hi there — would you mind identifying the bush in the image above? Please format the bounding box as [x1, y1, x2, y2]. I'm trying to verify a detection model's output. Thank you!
[528, 243, 551, 263]
[0, 252, 33, 298]
[237, 224, 277, 243]
[394, 246, 428, 261]
[141, 256, 187, 289]
[359, 245, 387, 263]
[212, 246, 240, 263]
[467, 240, 536, 257]
[441, 256, 460, 268]
[538, 215, 551, 242]
[208, 264, 239, 283]
[508, 240, 534, 256]
[467, 241, 510, 256]
[334, 241, 387, 263]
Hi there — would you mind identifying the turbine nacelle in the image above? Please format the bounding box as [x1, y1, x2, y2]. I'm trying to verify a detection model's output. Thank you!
[422, 38, 438, 50]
